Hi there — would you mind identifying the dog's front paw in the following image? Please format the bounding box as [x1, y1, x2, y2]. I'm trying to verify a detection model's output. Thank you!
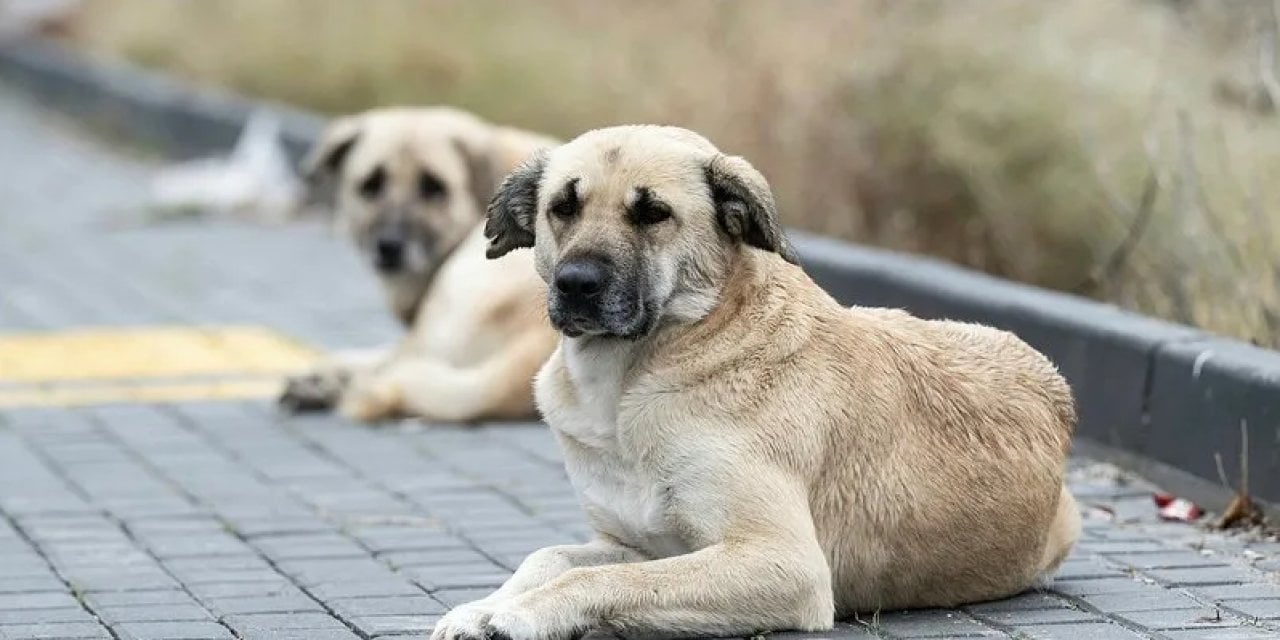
[484, 600, 585, 640]
[278, 369, 349, 413]
[431, 602, 498, 640]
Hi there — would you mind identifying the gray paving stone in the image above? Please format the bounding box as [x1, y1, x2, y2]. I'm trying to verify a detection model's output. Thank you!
[1015, 622, 1147, 639]
[431, 588, 496, 608]
[112, 621, 235, 640]
[1075, 540, 1169, 553]
[1163, 628, 1280, 639]
[329, 595, 447, 618]
[203, 594, 323, 617]
[306, 580, 426, 600]
[93, 604, 214, 625]
[1047, 577, 1153, 596]
[222, 613, 347, 631]
[167, 568, 286, 586]
[1111, 607, 1238, 629]
[1223, 599, 1280, 620]
[348, 614, 443, 637]
[224, 516, 333, 538]
[378, 548, 496, 568]
[1195, 584, 1280, 602]
[250, 535, 368, 561]
[1145, 566, 1258, 586]
[1077, 590, 1205, 612]
[275, 559, 398, 585]
[82, 590, 198, 609]
[124, 518, 225, 535]
[0, 592, 79, 610]
[405, 566, 512, 592]
[184, 581, 297, 601]
[74, 573, 182, 592]
[1050, 558, 1127, 580]
[234, 630, 361, 640]
[161, 556, 273, 575]
[0, 608, 96, 625]
[0, 621, 111, 639]
[143, 535, 252, 559]
[766, 623, 882, 639]
[971, 607, 1101, 626]
[1104, 551, 1229, 570]
[0, 577, 65, 594]
[862, 609, 1000, 637]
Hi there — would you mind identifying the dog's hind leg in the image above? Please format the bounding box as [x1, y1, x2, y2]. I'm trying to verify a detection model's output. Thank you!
[279, 346, 392, 413]
[1038, 485, 1081, 577]
[338, 329, 551, 423]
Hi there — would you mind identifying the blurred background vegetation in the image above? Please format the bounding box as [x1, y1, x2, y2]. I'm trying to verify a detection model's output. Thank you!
[62, 0, 1280, 348]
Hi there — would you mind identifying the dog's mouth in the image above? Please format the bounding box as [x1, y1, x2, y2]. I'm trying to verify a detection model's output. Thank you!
[549, 298, 654, 341]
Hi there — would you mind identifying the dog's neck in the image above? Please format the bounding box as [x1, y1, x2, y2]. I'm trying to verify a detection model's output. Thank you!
[383, 224, 473, 327]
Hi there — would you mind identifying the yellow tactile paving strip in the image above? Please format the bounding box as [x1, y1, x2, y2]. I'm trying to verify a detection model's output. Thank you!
[0, 326, 318, 408]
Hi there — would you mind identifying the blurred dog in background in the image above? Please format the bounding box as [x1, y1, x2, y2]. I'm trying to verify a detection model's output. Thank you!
[279, 107, 558, 423]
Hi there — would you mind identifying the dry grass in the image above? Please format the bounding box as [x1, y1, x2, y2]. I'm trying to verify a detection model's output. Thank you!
[66, 0, 1280, 347]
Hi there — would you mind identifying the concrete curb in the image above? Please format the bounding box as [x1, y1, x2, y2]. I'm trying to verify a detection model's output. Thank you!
[2, 38, 1277, 514]
[0, 37, 323, 162]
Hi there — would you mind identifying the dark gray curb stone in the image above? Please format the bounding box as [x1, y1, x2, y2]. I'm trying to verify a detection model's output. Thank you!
[0, 37, 322, 163]
[1, 37, 1277, 513]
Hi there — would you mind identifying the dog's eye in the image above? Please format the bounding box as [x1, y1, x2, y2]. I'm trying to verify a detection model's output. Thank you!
[549, 179, 580, 220]
[629, 188, 673, 226]
[418, 171, 446, 200]
[358, 166, 385, 200]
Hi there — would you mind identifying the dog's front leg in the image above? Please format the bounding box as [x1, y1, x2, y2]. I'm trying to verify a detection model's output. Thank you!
[481, 539, 833, 640]
[480, 537, 833, 640]
[432, 538, 645, 640]
[478, 475, 833, 640]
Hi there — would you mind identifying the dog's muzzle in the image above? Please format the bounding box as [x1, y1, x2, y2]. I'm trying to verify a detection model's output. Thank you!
[549, 256, 649, 339]
[374, 234, 405, 272]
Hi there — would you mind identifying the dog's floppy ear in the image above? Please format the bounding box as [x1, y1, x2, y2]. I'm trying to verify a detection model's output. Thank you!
[484, 150, 548, 259]
[452, 132, 499, 215]
[705, 154, 797, 264]
[302, 116, 362, 187]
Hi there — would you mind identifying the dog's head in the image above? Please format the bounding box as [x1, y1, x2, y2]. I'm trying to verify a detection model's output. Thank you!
[485, 125, 796, 340]
[303, 107, 514, 282]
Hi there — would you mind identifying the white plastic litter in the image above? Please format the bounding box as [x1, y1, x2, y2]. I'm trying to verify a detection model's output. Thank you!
[148, 110, 306, 224]
[0, 0, 81, 38]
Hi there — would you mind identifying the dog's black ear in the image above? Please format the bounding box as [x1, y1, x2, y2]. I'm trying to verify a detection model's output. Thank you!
[705, 154, 797, 264]
[485, 151, 548, 259]
[302, 117, 362, 192]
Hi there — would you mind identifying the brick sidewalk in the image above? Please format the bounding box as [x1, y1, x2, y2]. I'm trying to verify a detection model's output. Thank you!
[0, 87, 1278, 640]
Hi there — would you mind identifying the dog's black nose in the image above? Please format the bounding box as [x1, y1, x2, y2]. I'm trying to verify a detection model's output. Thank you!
[375, 237, 404, 271]
[555, 259, 608, 299]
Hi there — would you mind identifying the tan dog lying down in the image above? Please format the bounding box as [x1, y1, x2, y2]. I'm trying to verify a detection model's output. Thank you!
[431, 125, 1080, 639]
[280, 108, 558, 422]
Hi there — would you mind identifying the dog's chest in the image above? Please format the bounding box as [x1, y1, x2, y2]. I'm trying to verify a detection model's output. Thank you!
[544, 340, 690, 558]
[570, 446, 689, 558]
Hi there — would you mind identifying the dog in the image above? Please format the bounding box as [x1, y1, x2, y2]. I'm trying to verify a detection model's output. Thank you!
[431, 125, 1080, 640]
[279, 107, 559, 423]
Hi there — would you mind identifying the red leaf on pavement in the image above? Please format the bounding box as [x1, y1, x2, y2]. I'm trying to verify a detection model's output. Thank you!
[1154, 493, 1203, 522]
